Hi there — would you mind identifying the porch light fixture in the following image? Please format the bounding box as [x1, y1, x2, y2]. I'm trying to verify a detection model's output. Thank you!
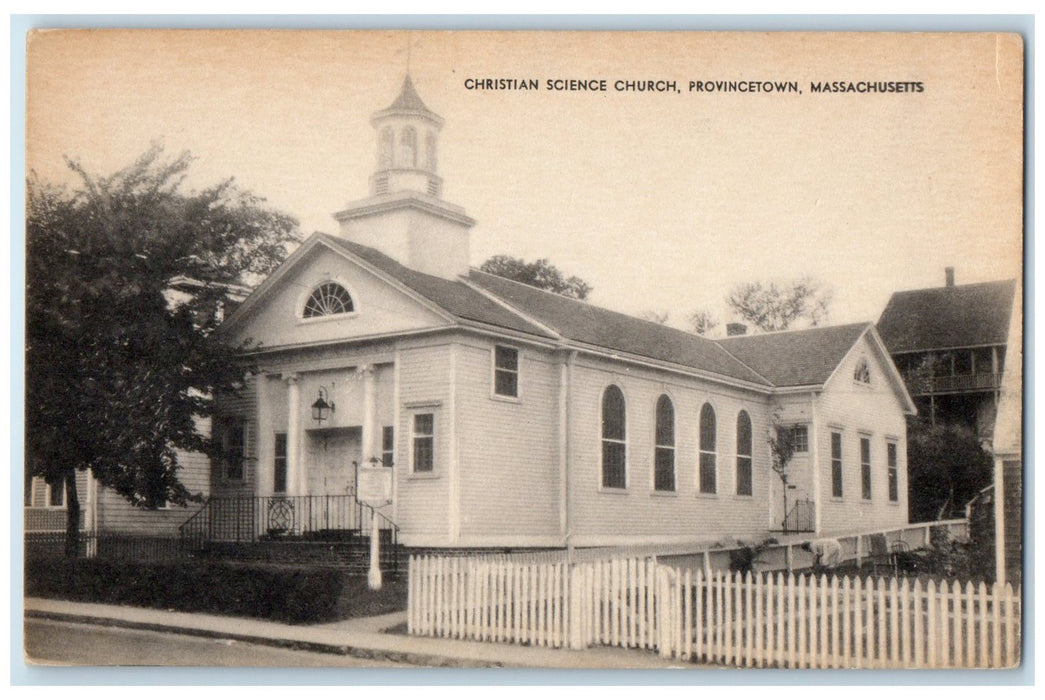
[311, 386, 336, 424]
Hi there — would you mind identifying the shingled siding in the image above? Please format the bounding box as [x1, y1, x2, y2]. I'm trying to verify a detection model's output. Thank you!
[567, 355, 773, 546]
[1003, 459, 1021, 585]
[455, 338, 561, 543]
[815, 335, 909, 535]
[394, 340, 452, 545]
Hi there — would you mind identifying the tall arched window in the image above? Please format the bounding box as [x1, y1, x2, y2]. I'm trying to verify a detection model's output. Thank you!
[699, 403, 717, 494]
[379, 127, 394, 168]
[654, 395, 675, 491]
[601, 386, 626, 489]
[303, 282, 354, 318]
[735, 410, 753, 496]
[399, 127, 417, 168]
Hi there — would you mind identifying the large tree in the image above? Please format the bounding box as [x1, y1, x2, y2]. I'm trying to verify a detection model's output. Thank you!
[26, 146, 298, 555]
[906, 419, 993, 522]
[479, 255, 592, 300]
[726, 277, 831, 332]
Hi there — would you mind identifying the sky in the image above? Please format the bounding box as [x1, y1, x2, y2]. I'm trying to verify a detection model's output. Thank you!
[25, 30, 1024, 333]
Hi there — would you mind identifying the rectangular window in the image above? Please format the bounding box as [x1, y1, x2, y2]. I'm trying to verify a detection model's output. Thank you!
[494, 345, 519, 397]
[273, 433, 287, 493]
[831, 431, 843, 498]
[887, 441, 899, 502]
[789, 426, 809, 452]
[654, 448, 675, 491]
[222, 421, 246, 481]
[861, 437, 872, 500]
[412, 413, 434, 473]
[48, 481, 66, 508]
[382, 426, 395, 467]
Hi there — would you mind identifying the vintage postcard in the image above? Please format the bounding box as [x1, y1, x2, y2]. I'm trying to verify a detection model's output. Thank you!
[23, 30, 1023, 671]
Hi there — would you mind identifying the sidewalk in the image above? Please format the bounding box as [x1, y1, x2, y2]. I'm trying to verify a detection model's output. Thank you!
[24, 597, 694, 669]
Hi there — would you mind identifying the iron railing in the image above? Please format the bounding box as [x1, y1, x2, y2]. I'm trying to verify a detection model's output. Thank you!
[179, 493, 399, 552]
[780, 498, 815, 533]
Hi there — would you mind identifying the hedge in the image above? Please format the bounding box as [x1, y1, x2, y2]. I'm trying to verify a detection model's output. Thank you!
[25, 557, 404, 624]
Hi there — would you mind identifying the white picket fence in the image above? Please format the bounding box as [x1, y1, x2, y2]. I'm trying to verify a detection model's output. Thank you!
[657, 569, 1021, 668]
[408, 553, 1021, 668]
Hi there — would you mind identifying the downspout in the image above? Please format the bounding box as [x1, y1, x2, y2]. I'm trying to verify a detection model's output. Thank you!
[560, 349, 577, 559]
[810, 391, 822, 536]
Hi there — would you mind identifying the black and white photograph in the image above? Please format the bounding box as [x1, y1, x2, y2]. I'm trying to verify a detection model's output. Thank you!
[20, 28, 1025, 673]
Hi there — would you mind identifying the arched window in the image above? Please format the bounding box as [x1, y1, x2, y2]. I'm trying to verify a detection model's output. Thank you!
[303, 282, 354, 318]
[399, 127, 417, 168]
[854, 358, 871, 384]
[654, 395, 675, 491]
[601, 386, 626, 489]
[425, 131, 438, 171]
[735, 410, 752, 496]
[379, 127, 394, 169]
[699, 403, 717, 493]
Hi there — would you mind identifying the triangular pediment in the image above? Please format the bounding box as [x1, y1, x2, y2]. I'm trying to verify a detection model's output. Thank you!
[221, 235, 453, 351]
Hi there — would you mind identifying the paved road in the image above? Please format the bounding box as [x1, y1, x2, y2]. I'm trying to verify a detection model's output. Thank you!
[24, 618, 409, 667]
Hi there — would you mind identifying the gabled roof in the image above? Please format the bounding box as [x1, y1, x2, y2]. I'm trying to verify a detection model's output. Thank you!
[467, 270, 771, 386]
[717, 323, 872, 388]
[877, 279, 1016, 353]
[316, 234, 554, 339]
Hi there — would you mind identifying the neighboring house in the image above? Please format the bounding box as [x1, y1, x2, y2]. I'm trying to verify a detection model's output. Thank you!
[878, 271, 1023, 584]
[877, 271, 1017, 446]
[194, 75, 916, 552]
[24, 278, 248, 544]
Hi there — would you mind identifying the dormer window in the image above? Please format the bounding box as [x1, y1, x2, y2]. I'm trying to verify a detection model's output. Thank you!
[303, 282, 354, 318]
[854, 358, 871, 384]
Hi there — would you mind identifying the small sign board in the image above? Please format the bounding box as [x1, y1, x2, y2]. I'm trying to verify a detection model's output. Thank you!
[357, 466, 392, 506]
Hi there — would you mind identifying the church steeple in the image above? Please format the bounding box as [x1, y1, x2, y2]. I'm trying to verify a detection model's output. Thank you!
[334, 75, 475, 281]
[369, 75, 444, 198]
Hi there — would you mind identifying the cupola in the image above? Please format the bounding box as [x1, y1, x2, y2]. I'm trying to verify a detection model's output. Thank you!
[334, 75, 475, 280]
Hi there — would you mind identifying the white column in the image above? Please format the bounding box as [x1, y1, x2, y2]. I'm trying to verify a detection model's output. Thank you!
[359, 364, 377, 463]
[285, 373, 302, 496]
[256, 374, 273, 497]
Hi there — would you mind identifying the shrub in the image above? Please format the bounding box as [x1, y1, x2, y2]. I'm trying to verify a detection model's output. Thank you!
[24, 557, 403, 623]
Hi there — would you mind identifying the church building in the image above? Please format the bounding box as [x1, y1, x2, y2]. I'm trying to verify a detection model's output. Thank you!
[207, 76, 916, 550]
[28, 76, 917, 554]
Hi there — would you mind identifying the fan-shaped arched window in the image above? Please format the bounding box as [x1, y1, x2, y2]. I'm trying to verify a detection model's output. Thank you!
[699, 403, 717, 494]
[735, 410, 752, 496]
[601, 386, 626, 489]
[654, 395, 675, 491]
[303, 282, 354, 318]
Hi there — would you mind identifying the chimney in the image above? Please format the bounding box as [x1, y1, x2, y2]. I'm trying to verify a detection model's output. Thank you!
[945, 267, 955, 287]
[726, 322, 748, 337]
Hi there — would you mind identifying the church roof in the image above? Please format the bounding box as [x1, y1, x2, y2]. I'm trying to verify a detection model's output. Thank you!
[876, 279, 1016, 353]
[372, 75, 442, 124]
[717, 323, 872, 387]
[467, 270, 771, 386]
[318, 234, 554, 339]
[311, 235, 890, 392]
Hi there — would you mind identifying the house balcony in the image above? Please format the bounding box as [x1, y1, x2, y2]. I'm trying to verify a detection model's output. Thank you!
[902, 372, 1001, 397]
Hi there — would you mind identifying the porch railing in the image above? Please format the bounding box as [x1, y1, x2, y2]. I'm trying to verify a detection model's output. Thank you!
[179, 494, 399, 552]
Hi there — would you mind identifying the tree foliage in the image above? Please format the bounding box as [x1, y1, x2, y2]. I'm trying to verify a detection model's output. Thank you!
[479, 255, 592, 300]
[687, 308, 719, 336]
[26, 146, 298, 554]
[726, 277, 831, 332]
[906, 418, 993, 522]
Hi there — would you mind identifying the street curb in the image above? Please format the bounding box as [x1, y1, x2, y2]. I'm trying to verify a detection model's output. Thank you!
[25, 609, 503, 668]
